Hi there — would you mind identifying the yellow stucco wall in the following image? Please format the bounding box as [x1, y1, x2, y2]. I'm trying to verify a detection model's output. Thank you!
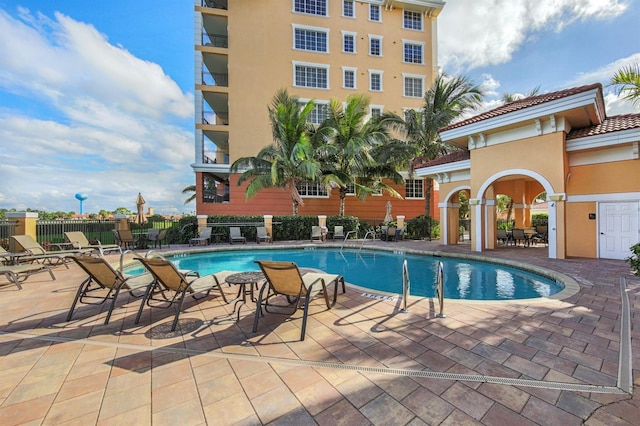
[566, 201, 597, 258]
[568, 159, 640, 194]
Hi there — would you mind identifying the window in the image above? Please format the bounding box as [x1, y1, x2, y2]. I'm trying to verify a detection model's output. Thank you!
[369, 4, 381, 21]
[346, 183, 356, 195]
[294, 62, 329, 89]
[403, 10, 422, 30]
[294, 0, 327, 16]
[403, 75, 424, 97]
[369, 71, 383, 91]
[303, 101, 329, 124]
[342, 31, 356, 53]
[342, 0, 354, 17]
[405, 179, 424, 199]
[403, 42, 423, 64]
[369, 36, 382, 56]
[297, 181, 328, 197]
[294, 27, 328, 53]
[370, 105, 383, 118]
[342, 67, 356, 89]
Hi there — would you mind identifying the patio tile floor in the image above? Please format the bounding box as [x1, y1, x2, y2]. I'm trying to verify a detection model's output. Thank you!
[0, 239, 638, 425]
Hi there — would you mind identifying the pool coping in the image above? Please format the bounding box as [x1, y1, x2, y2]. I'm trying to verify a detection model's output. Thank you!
[136, 243, 580, 305]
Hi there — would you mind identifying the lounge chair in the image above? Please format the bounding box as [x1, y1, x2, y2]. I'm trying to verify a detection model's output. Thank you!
[0, 263, 56, 290]
[64, 231, 122, 256]
[497, 228, 509, 245]
[10, 235, 92, 268]
[134, 258, 232, 331]
[256, 226, 272, 244]
[331, 226, 345, 240]
[511, 228, 527, 247]
[147, 229, 169, 248]
[66, 255, 155, 324]
[116, 229, 136, 249]
[253, 260, 346, 341]
[189, 227, 212, 246]
[229, 227, 246, 244]
[311, 226, 323, 242]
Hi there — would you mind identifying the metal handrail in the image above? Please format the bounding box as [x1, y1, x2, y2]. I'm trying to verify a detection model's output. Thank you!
[340, 230, 357, 251]
[359, 230, 375, 251]
[435, 261, 446, 318]
[401, 259, 410, 312]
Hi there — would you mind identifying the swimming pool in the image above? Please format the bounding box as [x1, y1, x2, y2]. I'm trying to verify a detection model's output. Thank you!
[143, 248, 564, 301]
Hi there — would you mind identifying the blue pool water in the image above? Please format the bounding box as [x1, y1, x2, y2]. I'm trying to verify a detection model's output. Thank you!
[135, 248, 563, 300]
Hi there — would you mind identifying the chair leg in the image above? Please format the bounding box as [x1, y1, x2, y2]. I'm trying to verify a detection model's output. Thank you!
[170, 291, 189, 332]
[104, 286, 123, 325]
[135, 283, 155, 325]
[252, 282, 269, 333]
[300, 293, 312, 341]
[67, 278, 91, 321]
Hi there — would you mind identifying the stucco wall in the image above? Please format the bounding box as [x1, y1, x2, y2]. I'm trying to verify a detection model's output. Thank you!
[566, 201, 597, 258]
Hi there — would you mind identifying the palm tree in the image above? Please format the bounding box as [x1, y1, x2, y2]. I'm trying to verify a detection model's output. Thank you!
[230, 89, 322, 215]
[314, 94, 411, 216]
[406, 73, 483, 217]
[609, 63, 640, 107]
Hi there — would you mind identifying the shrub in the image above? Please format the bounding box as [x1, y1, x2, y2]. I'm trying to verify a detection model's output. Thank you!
[625, 243, 640, 276]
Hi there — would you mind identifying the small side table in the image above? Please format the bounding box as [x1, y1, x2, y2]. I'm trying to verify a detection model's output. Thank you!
[225, 271, 265, 321]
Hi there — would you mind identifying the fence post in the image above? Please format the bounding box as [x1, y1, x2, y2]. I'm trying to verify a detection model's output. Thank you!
[5, 212, 38, 251]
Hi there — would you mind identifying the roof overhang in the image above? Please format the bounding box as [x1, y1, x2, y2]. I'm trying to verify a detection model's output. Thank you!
[416, 159, 470, 178]
[566, 127, 640, 152]
[383, 0, 445, 17]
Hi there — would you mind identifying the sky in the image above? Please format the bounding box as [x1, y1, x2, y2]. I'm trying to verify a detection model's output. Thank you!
[0, 0, 638, 215]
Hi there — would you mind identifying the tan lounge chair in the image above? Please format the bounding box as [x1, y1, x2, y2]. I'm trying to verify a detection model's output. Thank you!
[65, 231, 122, 256]
[253, 260, 345, 341]
[67, 255, 155, 324]
[1, 263, 56, 290]
[147, 229, 169, 248]
[11, 235, 92, 268]
[311, 226, 323, 242]
[134, 258, 233, 331]
[331, 226, 345, 240]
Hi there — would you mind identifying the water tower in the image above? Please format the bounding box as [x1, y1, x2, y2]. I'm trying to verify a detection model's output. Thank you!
[75, 193, 89, 214]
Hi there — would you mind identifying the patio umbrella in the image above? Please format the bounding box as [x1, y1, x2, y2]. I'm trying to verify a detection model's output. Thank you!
[135, 193, 147, 224]
[384, 201, 393, 223]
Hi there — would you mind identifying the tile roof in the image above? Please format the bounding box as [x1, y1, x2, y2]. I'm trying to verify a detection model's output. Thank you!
[440, 83, 603, 132]
[415, 149, 470, 169]
[567, 113, 640, 140]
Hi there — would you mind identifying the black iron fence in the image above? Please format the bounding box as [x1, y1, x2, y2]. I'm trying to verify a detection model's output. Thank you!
[0, 220, 17, 250]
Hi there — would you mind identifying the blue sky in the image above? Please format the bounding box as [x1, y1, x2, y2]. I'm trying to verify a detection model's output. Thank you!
[0, 0, 638, 215]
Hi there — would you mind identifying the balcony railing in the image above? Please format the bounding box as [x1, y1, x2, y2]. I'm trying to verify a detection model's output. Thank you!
[202, 72, 228, 87]
[202, 111, 229, 125]
[202, 33, 228, 48]
[202, 0, 228, 9]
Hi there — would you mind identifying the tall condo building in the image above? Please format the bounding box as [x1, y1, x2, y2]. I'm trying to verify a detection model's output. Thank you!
[193, 0, 444, 219]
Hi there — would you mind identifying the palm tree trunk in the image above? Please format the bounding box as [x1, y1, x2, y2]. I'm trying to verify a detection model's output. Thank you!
[424, 178, 433, 218]
[339, 188, 347, 216]
[292, 199, 299, 216]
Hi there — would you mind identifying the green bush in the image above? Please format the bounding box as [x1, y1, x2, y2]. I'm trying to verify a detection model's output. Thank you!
[531, 213, 548, 228]
[406, 215, 438, 240]
[625, 243, 640, 276]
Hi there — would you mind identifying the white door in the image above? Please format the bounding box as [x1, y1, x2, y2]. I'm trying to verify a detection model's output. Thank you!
[598, 202, 639, 260]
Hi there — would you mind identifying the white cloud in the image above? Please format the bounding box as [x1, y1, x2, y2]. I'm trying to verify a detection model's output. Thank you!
[0, 8, 196, 214]
[439, 0, 629, 72]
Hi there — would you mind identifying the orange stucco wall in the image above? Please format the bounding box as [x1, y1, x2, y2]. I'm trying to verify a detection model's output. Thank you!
[196, 173, 438, 222]
[567, 159, 640, 194]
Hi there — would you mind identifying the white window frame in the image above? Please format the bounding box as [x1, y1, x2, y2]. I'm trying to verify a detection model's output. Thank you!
[403, 73, 424, 98]
[292, 24, 330, 53]
[403, 10, 423, 31]
[299, 98, 330, 125]
[293, 61, 330, 89]
[369, 104, 384, 121]
[369, 35, 383, 57]
[369, 4, 381, 22]
[405, 178, 425, 199]
[342, 66, 357, 89]
[297, 181, 329, 198]
[342, 0, 355, 18]
[341, 30, 357, 54]
[369, 70, 383, 92]
[402, 40, 424, 64]
[293, 0, 329, 17]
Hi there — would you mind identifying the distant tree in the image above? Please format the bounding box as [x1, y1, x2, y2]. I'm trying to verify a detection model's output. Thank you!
[609, 63, 640, 107]
[114, 207, 132, 216]
[500, 86, 541, 103]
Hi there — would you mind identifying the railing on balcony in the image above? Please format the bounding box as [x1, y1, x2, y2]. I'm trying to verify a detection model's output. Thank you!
[203, 154, 217, 164]
[202, 32, 228, 48]
[203, 110, 229, 125]
[202, 0, 228, 9]
[202, 72, 228, 87]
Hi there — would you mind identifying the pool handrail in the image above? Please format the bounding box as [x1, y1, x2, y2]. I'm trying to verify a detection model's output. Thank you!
[358, 230, 376, 252]
[401, 259, 410, 312]
[436, 261, 446, 318]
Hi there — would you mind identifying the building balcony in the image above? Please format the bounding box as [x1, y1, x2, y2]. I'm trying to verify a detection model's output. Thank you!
[201, 0, 227, 10]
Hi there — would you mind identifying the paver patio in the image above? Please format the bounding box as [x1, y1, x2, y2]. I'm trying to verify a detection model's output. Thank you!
[0, 239, 638, 425]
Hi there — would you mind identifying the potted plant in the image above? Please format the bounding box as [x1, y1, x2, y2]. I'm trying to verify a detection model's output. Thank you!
[625, 243, 640, 276]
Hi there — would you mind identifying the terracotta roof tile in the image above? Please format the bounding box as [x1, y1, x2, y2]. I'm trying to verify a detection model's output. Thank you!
[567, 114, 640, 140]
[440, 83, 603, 132]
[415, 149, 470, 169]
